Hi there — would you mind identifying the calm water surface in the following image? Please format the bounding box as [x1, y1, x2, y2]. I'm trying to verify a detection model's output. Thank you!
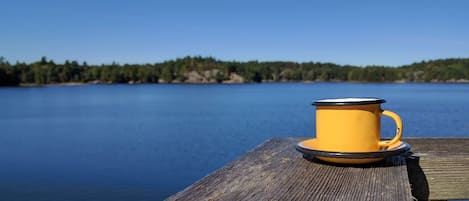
[1, 83, 468, 200]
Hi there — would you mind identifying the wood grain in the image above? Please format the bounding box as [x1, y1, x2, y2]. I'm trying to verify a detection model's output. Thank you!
[167, 138, 413, 201]
[405, 138, 469, 200]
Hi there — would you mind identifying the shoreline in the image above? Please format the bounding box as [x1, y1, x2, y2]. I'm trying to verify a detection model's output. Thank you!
[10, 80, 469, 87]
[2, 57, 468, 87]
[19, 82, 88, 87]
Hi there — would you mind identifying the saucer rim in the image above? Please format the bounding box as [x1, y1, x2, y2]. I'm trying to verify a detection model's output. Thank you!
[295, 139, 410, 159]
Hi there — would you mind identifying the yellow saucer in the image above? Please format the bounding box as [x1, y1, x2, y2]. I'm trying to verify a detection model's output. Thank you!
[296, 138, 410, 164]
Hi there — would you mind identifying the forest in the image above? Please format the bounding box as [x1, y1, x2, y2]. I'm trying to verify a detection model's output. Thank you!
[1, 56, 469, 86]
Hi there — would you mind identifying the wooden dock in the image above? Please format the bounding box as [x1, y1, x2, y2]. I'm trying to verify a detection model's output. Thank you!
[166, 138, 469, 201]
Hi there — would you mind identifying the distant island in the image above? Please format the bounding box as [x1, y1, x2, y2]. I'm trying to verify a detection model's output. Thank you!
[1, 56, 469, 86]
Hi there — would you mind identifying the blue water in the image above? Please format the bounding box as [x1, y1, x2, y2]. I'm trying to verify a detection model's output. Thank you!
[0, 83, 468, 200]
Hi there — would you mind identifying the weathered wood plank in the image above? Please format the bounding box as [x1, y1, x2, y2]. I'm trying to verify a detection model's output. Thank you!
[167, 138, 412, 201]
[405, 138, 469, 200]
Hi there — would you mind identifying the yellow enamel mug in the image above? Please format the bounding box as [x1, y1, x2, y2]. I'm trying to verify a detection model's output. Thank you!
[313, 98, 403, 153]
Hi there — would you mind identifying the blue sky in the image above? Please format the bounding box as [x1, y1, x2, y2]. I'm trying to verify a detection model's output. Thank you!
[1, 0, 468, 66]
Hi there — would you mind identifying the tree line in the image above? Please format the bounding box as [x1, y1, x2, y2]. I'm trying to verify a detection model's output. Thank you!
[1, 56, 469, 86]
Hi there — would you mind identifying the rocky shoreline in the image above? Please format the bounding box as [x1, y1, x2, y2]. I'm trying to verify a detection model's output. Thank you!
[16, 78, 469, 87]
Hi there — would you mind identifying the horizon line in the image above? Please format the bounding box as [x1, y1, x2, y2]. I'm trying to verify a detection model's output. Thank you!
[1, 55, 468, 68]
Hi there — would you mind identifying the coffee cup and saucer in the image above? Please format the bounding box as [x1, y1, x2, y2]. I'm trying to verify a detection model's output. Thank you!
[296, 98, 410, 164]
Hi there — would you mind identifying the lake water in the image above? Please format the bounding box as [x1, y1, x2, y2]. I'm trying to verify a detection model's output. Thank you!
[1, 83, 469, 200]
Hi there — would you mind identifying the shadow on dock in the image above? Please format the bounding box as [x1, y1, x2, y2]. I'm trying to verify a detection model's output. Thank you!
[406, 154, 430, 200]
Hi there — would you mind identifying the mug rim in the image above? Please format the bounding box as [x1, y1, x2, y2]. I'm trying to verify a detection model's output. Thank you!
[313, 97, 385, 106]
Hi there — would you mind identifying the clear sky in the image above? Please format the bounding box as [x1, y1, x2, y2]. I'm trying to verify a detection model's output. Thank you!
[1, 0, 468, 66]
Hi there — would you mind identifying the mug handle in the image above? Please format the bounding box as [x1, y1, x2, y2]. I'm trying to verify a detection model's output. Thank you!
[378, 110, 403, 147]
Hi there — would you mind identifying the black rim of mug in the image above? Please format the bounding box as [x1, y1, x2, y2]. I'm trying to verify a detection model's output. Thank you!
[312, 97, 386, 106]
